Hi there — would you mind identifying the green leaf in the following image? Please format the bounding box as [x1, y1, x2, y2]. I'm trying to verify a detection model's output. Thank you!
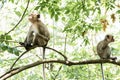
[15, 11, 21, 16]
[7, 46, 20, 56]
[62, 17, 65, 21]
[0, 35, 5, 39]
[65, 10, 70, 14]
[55, 15, 58, 21]
[10, 0, 14, 3]
[116, 10, 120, 14]
[6, 35, 12, 40]
[0, 35, 5, 42]
[4, 41, 9, 45]
[1, 45, 7, 51]
[0, 43, 7, 51]
[35, 6, 40, 10]
[8, 47, 13, 53]
[51, 11, 55, 18]
[4, 35, 12, 45]
[13, 48, 20, 56]
[20, 6, 25, 10]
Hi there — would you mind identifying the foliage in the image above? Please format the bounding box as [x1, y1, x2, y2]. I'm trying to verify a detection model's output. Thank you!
[0, 0, 120, 80]
[0, 34, 20, 56]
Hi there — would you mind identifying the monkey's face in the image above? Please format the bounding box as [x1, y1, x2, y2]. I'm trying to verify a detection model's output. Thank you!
[106, 34, 114, 43]
[28, 13, 40, 23]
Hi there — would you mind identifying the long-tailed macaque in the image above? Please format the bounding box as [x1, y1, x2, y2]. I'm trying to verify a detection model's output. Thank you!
[97, 34, 116, 80]
[19, 11, 50, 80]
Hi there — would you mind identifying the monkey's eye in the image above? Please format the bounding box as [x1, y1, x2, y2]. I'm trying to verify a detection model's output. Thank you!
[106, 35, 109, 38]
[37, 14, 40, 18]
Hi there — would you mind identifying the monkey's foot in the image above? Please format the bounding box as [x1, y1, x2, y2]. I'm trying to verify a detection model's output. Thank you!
[110, 57, 117, 61]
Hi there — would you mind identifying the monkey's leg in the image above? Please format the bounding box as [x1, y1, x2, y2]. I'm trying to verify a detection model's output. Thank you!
[100, 63, 105, 80]
[110, 57, 117, 60]
[42, 47, 46, 80]
[10, 50, 29, 70]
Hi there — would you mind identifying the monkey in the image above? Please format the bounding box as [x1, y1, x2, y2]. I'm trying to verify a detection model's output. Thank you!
[11, 11, 50, 80]
[21, 12, 50, 50]
[25, 12, 50, 80]
[97, 34, 116, 60]
[97, 34, 117, 80]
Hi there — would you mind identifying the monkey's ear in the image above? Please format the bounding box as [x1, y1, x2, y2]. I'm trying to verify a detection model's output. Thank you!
[37, 14, 40, 18]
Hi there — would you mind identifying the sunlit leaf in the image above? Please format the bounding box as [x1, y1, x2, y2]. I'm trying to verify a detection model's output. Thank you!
[35, 6, 40, 10]
[10, 0, 14, 3]
[20, 5, 25, 10]
[15, 11, 21, 16]
[62, 17, 65, 21]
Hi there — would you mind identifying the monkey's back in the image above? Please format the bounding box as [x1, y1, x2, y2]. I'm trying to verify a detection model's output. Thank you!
[97, 40, 111, 59]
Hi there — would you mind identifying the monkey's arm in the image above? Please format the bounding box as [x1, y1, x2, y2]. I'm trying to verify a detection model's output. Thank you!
[37, 33, 49, 41]
[97, 42, 105, 53]
[102, 45, 107, 50]
[20, 26, 34, 50]
[25, 26, 34, 45]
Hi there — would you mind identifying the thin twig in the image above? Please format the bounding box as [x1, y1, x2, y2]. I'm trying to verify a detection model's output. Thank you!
[10, 44, 67, 70]
[0, 39, 19, 43]
[14, 45, 67, 60]
[64, 34, 67, 54]
[45, 46, 67, 60]
[53, 66, 62, 80]
[5, 0, 30, 35]
[10, 50, 29, 69]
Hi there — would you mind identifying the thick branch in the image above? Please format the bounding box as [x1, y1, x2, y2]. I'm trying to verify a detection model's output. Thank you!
[0, 59, 120, 79]
[5, 0, 30, 35]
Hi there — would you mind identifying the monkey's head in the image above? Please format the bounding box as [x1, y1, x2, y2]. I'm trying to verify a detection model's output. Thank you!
[105, 34, 114, 43]
[28, 12, 40, 23]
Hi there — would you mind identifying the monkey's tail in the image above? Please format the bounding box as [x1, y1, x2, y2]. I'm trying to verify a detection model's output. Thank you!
[100, 63, 105, 80]
[43, 47, 46, 80]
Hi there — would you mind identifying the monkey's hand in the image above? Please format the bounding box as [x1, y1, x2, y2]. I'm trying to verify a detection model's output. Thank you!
[19, 42, 25, 46]
[19, 42, 33, 50]
[37, 33, 49, 41]
[19, 42, 32, 46]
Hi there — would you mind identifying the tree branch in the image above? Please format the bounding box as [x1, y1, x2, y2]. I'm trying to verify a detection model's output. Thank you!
[10, 45, 67, 70]
[10, 50, 29, 69]
[5, 0, 30, 35]
[0, 39, 19, 43]
[0, 59, 120, 79]
[45, 46, 67, 60]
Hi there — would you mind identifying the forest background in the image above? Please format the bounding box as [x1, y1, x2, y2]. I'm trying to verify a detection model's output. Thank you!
[0, 0, 120, 80]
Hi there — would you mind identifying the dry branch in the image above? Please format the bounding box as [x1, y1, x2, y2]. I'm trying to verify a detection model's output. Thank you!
[5, 0, 30, 35]
[0, 59, 120, 80]
[10, 46, 67, 70]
